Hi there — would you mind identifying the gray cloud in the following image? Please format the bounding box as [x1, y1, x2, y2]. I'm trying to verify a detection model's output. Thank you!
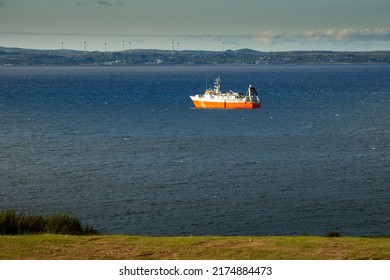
[76, 0, 124, 6]
[95, 1, 126, 7]
[97, 1, 112, 6]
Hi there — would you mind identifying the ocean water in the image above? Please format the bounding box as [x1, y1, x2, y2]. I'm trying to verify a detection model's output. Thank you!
[0, 65, 389, 236]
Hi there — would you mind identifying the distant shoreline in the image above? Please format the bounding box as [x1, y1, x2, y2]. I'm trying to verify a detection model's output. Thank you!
[1, 46, 390, 66]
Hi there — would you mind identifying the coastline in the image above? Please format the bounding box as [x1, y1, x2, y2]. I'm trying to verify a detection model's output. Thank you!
[1, 46, 390, 66]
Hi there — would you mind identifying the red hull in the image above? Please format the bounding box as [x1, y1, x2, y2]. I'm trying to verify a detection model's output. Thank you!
[192, 100, 261, 109]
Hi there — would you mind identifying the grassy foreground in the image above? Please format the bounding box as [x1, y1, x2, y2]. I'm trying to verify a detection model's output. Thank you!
[1, 235, 390, 260]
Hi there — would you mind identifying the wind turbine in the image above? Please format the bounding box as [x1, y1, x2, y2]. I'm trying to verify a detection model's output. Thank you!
[170, 39, 175, 56]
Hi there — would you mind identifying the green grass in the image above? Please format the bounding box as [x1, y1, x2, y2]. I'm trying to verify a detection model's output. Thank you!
[1, 234, 390, 260]
[2, 210, 389, 260]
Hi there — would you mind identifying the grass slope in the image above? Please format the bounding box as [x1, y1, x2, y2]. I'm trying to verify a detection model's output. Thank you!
[1, 235, 390, 260]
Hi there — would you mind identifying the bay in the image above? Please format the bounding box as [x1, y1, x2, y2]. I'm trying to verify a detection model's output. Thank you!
[0, 65, 389, 236]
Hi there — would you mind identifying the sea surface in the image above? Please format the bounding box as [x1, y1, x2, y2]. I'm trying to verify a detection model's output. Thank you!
[1, 65, 389, 236]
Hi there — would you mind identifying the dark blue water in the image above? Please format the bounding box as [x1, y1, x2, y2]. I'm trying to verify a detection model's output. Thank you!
[1, 65, 389, 236]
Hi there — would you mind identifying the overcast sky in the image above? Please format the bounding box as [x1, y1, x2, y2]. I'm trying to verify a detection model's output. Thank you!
[0, 0, 389, 51]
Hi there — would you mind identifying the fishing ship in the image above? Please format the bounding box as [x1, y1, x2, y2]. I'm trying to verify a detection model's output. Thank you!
[190, 76, 261, 109]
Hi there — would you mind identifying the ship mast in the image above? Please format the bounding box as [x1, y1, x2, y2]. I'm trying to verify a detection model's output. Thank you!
[214, 76, 221, 93]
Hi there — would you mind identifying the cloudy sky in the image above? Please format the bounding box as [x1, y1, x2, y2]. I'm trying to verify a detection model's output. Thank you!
[0, 0, 389, 51]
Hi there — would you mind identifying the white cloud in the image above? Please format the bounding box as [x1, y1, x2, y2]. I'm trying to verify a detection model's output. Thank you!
[303, 28, 390, 40]
[249, 28, 390, 47]
[257, 30, 279, 45]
